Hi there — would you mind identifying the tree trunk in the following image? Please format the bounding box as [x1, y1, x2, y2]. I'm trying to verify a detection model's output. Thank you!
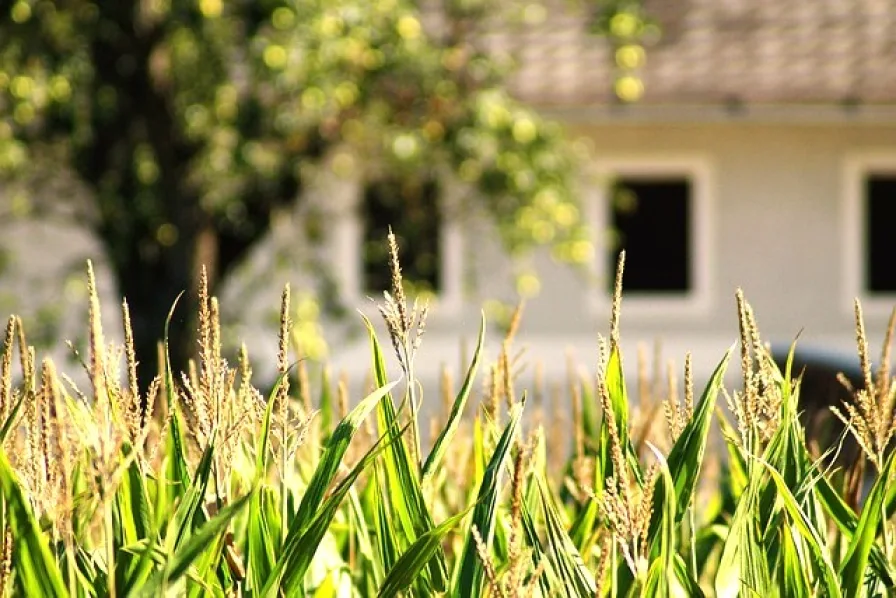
[105, 211, 218, 400]
[77, 2, 302, 407]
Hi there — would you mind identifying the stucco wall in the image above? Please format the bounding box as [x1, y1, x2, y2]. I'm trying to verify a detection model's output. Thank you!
[576, 122, 896, 344]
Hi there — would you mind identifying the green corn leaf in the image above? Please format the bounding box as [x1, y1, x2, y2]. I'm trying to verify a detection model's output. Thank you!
[715, 479, 769, 598]
[268, 381, 397, 593]
[605, 345, 629, 438]
[813, 467, 895, 585]
[536, 475, 597, 597]
[169, 433, 218, 554]
[263, 422, 406, 596]
[378, 508, 472, 598]
[254, 367, 293, 477]
[520, 486, 559, 597]
[716, 408, 749, 500]
[137, 490, 254, 596]
[421, 311, 485, 486]
[370, 437, 402, 577]
[672, 553, 705, 598]
[163, 293, 191, 495]
[840, 447, 896, 598]
[455, 399, 524, 597]
[568, 497, 600, 555]
[187, 521, 231, 598]
[651, 346, 732, 543]
[641, 443, 676, 598]
[293, 380, 397, 529]
[0, 449, 69, 597]
[779, 523, 813, 598]
[0, 389, 24, 443]
[246, 486, 279, 593]
[114, 442, 155, 593]
[371, 465, 400, 580]
[347, 484, 383, 592]
[603, 345, 642, 485]
[362, 315, 447, 590]
[755, 458, 842, 598]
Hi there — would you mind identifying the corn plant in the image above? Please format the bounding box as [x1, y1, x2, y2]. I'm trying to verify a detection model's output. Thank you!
[1, 239, 896, 597]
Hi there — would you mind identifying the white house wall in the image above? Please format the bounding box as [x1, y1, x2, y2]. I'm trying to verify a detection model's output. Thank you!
[569, 122, 896, 342]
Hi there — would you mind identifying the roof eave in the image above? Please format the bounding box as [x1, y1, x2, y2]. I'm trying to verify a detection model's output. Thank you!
[534, 102, 896, 125]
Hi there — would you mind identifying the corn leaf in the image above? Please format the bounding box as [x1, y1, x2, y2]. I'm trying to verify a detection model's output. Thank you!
[246, 486, 279, 593]
[0, 449, 69, 597]
[756, 458, 841, 598]
[169, 434, 217, 554]
[362, 315, 448, 591]
[650, 347, 732, 542]
[840, 447, 896, 598]
[603, 345, 642, 485]
[254, 368, 293, 476]
[0, 390, 24, 443]
[536, 475, 597, 597]
[378, 508, 471, 598]
[263, 422, 405, 596]
[293, 380, 397, 529]
[137, 490, 253, 596]
[715, 477, 769, 597]
[162, 293, 191, 493]
[421, 311, 485, 486]
[455, 399, 524, 597]
[641, 444, 676, 598]
[672, 554, 705, 598]
[114, 442, 155, 593]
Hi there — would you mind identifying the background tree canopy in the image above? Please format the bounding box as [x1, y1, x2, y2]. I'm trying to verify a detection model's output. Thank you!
[0, 0, 650, 390]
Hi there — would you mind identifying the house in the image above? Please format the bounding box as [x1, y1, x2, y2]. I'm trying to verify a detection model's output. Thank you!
[278, 0, 896, 401]
[3, 0, 896, 412]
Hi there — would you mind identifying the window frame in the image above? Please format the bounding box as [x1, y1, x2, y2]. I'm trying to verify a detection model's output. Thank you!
[585, 155, 714, 320]
[321, 168, 465, 320]
[842, 152, 896, 317]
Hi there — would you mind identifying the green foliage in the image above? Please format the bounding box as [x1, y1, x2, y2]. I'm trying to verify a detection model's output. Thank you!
[0, 0, 607, 276]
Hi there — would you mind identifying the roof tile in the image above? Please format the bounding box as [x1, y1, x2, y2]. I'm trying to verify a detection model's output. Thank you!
[464, 0, 896, 106]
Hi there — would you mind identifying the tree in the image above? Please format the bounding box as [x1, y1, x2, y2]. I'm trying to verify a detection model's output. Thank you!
[0, 0, 648, 391]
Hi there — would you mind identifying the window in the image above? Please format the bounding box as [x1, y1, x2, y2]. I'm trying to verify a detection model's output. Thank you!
[361, 176, 442, 295]
[308, 157, 464, 318]
[843, 154, 896, 316]
[587, 157, 712, 318]
[609, 177, 691, 293]
[864, 174, 896, 294]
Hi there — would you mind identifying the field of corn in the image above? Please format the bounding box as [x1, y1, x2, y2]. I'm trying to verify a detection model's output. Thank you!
[2, 234, 896, 597]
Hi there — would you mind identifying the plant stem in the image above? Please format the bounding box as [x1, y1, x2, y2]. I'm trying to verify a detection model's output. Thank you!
[405, 346, 421, 471]
[104, 498, 116, 598]
[883, 496, 891, 560]
[281, 423, 289, 547]
[689, 502, 698, 579]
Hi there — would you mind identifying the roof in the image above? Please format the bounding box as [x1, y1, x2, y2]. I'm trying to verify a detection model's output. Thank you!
[472, 0, 896, 107]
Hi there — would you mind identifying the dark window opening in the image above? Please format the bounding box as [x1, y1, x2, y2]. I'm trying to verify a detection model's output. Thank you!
[362, 176, 442, 295]
[608, 177, 691, 293]
[865, 174, 896, 293]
